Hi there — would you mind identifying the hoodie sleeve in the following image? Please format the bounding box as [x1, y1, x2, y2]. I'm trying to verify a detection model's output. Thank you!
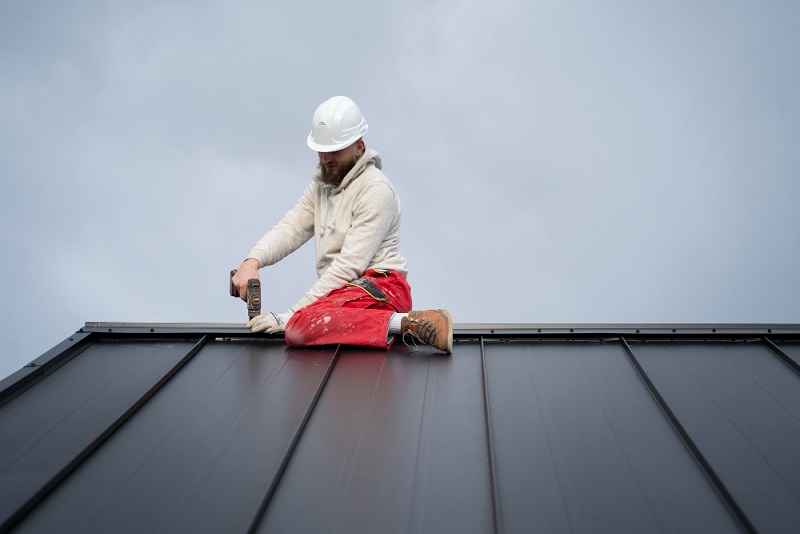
[291, 180, 398, 311]
[247, 182, 316, 268]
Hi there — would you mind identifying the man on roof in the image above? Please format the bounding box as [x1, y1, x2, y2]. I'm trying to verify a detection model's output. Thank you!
[231, 96, 453, 353]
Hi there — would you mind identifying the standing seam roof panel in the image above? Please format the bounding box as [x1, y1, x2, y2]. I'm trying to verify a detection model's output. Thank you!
[257, 345, 494, 534]
[485, 341, 739, 533]
[633, 341, 800, 533]
[0, 339, 200, 531]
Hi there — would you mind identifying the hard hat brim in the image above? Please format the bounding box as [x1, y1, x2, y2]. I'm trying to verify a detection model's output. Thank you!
[306, 131, 367, 153]
[306, 134, 363, 153]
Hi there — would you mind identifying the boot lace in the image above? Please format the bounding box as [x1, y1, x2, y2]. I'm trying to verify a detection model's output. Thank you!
[402, 317, 439, 351]
[401, 330, 420, 351]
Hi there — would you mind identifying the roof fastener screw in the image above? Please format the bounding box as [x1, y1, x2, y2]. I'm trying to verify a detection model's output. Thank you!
[672, 329, 676, 333]
[69, 338, 73, 341]
[636, 329, 640, 334]
[712, 329, 716, 333]
[150, 328, 155, 333]
[108, 329, 113, 332]
[768, 329, 772, 333]
[490, 329, 495, 333]
[537, 329, 541, 333]
[570, 329, 574, 333]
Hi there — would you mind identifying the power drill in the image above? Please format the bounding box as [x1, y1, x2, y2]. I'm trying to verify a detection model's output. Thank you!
[230, 269, 262, 320]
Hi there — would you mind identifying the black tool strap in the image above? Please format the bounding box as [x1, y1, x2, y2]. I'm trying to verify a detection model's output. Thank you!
[346, 277, 389, 302]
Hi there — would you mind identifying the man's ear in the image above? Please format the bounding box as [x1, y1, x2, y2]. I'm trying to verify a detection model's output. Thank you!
[356, 139, 365, 156]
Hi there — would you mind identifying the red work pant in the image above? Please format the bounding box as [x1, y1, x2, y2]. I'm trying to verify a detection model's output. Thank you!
[284, 269, 412, 349]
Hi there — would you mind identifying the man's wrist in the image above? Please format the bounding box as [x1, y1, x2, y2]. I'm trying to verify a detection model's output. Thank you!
[242, 258, 260, 270]
[275, 310, 294, 326]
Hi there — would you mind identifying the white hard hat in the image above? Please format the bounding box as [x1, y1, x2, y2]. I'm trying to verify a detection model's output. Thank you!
[306, 96, 368, 152]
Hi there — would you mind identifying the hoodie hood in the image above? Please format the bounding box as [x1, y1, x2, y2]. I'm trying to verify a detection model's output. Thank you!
[312, 147, 382, 194]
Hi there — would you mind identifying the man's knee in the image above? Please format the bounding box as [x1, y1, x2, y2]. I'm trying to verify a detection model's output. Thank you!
[284, 310, 307, 346]
[284, 307, 330, 347]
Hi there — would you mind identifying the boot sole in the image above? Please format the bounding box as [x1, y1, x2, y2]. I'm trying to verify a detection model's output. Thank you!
[439, 308, 453, 354]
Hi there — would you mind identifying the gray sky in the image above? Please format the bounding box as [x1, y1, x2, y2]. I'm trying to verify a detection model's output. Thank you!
[1, 0, 798, 379]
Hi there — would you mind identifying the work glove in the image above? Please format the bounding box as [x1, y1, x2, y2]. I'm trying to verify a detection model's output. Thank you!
[247, 310, 294, 334]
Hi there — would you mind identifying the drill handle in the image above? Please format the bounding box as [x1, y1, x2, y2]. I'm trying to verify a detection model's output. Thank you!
[246, 278, 262, 319]
[230, 269, 262, 319]
[230, 269, 239, 297]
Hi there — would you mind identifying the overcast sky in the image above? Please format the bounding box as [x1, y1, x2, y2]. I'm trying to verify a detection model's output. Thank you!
[1, 0, 798, 379]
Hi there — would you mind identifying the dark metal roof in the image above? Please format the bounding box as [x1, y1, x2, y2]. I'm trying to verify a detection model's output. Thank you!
[2, 323, 800, 533]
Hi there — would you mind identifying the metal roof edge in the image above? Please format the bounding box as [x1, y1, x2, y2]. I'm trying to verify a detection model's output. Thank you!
[81, 322, 800, 336]
[0, 331, 94, 406]
[454, 323, 800, 335]
[82, 322, 253, 336]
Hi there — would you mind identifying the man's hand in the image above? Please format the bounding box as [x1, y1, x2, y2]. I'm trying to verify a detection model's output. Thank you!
[232, 258, 260, 302]
[248, 311, 294, 333]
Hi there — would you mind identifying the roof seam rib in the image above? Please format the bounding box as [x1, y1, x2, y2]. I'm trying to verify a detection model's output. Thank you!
[480, 335, 502, 534]
[619, 336, 756, 534]
[246, 343, 344, 533]
[763, 336, 800, 378]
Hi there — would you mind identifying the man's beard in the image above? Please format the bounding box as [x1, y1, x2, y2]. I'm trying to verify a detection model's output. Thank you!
[320, 154, 359, 186]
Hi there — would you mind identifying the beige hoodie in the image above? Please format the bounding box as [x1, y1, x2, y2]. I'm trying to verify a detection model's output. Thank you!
[247, 148, 408, 311]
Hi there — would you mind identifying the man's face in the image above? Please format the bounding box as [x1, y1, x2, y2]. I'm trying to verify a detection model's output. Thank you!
[318, 140, 364, 186]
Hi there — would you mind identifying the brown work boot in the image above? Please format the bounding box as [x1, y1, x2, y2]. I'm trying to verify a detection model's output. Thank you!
[401, 309, 453, 354]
